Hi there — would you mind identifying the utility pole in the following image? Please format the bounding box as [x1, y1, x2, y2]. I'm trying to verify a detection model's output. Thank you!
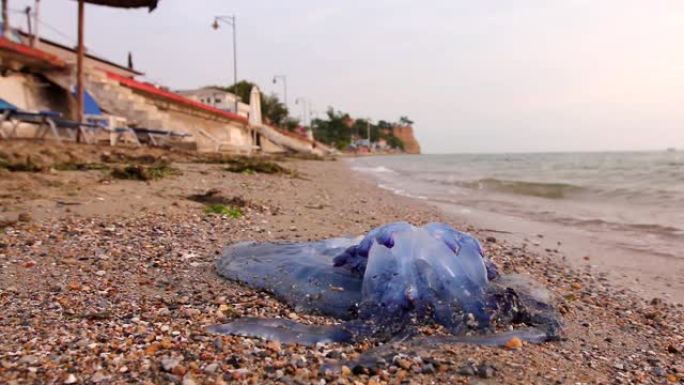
[32, 0, 40, 47]
[2, 0, 9, 38]
[76, 0, 85, 137]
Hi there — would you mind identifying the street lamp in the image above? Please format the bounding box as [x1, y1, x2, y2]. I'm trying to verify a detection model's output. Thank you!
[212, 15, 238, 114]
[272, 75, 287, 109]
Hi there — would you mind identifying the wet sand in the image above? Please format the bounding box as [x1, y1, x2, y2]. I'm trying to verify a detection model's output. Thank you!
[0, 141, 682, 384]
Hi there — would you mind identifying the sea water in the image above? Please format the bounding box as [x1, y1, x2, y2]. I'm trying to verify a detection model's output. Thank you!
[349, 151, 684, 302]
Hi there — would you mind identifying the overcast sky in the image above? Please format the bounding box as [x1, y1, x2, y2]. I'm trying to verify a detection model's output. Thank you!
[7, 0, 684, 153]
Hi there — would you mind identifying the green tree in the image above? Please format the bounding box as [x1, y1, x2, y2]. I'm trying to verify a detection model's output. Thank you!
[261, 93, 290, 127]
[223, 80, 255, 103]
[398, 116, 414, 126]
[311, 108, 353, 150]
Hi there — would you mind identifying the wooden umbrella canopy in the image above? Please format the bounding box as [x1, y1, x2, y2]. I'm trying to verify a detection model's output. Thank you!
[80, 0, 157, 10]
[74, 0, 158, 140]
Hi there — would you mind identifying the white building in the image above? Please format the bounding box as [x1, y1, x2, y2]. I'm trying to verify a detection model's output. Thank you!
[176, 87, 250, 117]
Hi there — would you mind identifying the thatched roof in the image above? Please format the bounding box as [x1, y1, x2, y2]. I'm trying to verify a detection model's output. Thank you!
[81, 0, 158, 11]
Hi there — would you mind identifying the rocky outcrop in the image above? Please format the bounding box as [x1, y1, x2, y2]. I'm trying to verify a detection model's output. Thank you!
[392, 125, 421, 154]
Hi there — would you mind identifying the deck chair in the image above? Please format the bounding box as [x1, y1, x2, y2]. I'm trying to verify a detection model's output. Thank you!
[132, 127, 192, 147]
[0, 98, 98, 143]
[80, 90, 143, 146]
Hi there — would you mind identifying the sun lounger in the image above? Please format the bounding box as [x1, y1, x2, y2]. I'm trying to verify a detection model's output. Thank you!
[0, 98, 99, 143]
[132, 127, 191, 147]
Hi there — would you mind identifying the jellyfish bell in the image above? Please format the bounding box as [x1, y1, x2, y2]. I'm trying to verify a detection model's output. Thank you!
[209, 222, 562, 346]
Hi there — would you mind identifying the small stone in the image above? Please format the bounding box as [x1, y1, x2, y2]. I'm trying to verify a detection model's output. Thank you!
[653, 367, 667, 377]
[571, 282, 582, 290]
[341, 365, 352, 376]
[90, 372, 108, 383]
[457, 365, 475, 376]
[396, 359, 412, 370]
[204, 363, 219, 374]
[504, 336, 523, 350]
[230, 368, 249, 380]
[266, 340, 281, 353]
[17, 212, 31, 222]
[64, 374, 77, 384]
[23, 260, 36, 268]
[477, 364, 496, 379]
[667, 374, 678, 383]
[161, 356, 182, 372]
[19, 355, 39, 365]
[183, 308, 201, 318]
[95, 270, 106, 276]
[181, 374, 197, 385]
[421, 363, 436, 374]
[213, 338, 224, 350]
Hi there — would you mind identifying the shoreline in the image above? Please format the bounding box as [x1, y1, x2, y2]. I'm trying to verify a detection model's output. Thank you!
[347, 156, 684, 305]
[0, 141, 682, 384]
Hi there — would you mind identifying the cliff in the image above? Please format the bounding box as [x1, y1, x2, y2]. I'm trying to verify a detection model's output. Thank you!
[392, 125, 421, 154]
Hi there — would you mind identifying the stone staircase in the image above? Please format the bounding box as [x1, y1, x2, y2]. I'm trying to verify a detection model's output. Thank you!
[85, 70, 174, 131]
[46, 68, 254, 153]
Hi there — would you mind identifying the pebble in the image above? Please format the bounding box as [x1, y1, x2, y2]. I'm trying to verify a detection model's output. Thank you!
[457, 365, 476, 376]
[181, 375, 197, 385]
[477, 364, 496, 379]
[266, 340, 281, 353]
[63, 374, 77, 384]
[504, 336, 523, 350]
[90, 372, 108, 383]
[161, 356, 183, 372]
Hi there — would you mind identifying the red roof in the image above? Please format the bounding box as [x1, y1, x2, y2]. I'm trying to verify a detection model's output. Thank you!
[0, 37, 66, 69]
[106, 71, 248, 124]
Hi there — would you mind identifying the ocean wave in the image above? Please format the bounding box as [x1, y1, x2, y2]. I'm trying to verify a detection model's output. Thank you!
[377, 184, 427, 200]
[351, 166, 398, 175]
[445, 178, 585, 199]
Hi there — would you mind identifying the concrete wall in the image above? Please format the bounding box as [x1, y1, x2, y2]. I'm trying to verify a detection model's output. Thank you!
[260, 135, 286, 153]
[0, 72, 68, 112]
[138, 93, 253, 153]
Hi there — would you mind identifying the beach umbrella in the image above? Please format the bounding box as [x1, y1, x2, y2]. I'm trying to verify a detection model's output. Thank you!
[73, 0, 158, 141]
[248, 86, 262, 127]
[248, 86, 262, 152]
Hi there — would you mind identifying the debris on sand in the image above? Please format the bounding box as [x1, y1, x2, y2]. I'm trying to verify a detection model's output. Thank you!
[110, 163, 179, 181]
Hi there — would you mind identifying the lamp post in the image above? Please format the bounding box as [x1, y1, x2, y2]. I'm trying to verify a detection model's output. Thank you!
[272, 74, 287, 109]
[212, 15, 238, 114]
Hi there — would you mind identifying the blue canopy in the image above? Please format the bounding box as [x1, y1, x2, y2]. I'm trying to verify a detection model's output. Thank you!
[0, 98, 19, 112]
[70, 89, 103, 115]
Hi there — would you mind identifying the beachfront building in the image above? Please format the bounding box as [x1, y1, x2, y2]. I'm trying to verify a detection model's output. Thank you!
[1, 21, 332, 155]
[176, 87, 250, 117]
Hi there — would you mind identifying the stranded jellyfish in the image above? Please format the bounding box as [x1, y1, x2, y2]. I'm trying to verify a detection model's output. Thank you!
[208, 222, 562, 347]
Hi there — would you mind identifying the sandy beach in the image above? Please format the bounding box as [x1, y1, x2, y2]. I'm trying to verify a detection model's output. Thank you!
[1, 141, 682, 384]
